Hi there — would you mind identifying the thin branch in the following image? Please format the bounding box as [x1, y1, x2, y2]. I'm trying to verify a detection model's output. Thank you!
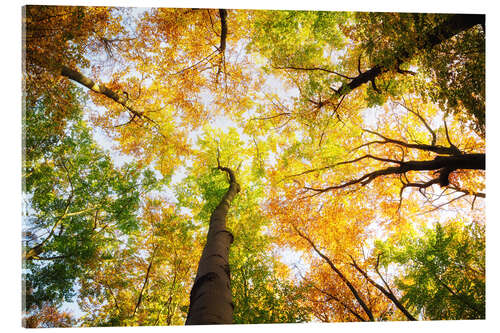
[423, 193, 468, 214]
[302, 275, 367, 321]
[447, 185, 485, 198]
[361, 128, 461, 155]
[443, 115, 461, 155]
[318, 95, 346, 147]
[292, 224, 375, 321]
[103, 280, 122, 313]
[271, 65, 355, 80]
[349, 256, 416, 321]
[433, 273, 483, 316]
[170, 50, 219, 75]
[24, 160, 75, 261]
[283, 154, 404, 182]
[396, 100, 436, 146]
[132, 245, 158, 317]
[374, 254, 394, 296]
[357, 53, 363, 75]
[251, 112, 291, 121]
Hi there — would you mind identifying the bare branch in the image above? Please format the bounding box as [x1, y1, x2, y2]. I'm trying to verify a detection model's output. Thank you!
[251, 112, 291, 121]
[443, 115, 461, 155]
[349, 255, 416, 321]
[304, 154, 484, 196]
[292, 224, 375, 321]
[318, 95, 346, 147]
[361, 128, 461, 155]
[133, 245, 158, 317]
[271, 64, 355, 80]
[170, 50, 219, 76]
[448, 185, 485, 198]
[283, 154, 405, 182]
[396, 100, 437, 146]
[374, 254, 394, 296]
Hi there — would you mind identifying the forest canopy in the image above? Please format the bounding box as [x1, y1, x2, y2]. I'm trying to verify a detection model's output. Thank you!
[21, 5, 485, 327]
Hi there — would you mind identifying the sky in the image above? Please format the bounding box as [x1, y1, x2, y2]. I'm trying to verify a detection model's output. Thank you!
[6, 0, 500, 333]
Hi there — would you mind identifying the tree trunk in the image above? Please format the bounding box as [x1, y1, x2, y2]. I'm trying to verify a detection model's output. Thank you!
[339, 14, 485, 95]
[185, 166, 240, 325]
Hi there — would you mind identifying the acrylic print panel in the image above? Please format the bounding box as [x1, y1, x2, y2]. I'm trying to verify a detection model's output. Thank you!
[21, 0, 485, 328]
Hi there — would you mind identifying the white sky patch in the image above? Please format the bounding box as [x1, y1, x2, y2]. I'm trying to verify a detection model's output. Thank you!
[274, 246, 310, 283]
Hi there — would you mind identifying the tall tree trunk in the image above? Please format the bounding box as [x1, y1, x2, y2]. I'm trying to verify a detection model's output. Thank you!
[185, 166, 240, 325]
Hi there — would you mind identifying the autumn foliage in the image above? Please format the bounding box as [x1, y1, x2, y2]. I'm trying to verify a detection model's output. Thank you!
[22, 6, 485, 327]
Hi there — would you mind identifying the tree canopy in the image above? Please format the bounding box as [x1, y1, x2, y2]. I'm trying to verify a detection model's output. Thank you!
[22, 5, 485, 327]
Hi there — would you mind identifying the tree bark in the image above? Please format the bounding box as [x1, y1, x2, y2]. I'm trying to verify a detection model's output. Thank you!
[185, 166, 240, 325]
[337, 14, 485, 95]
[60, 66, 138, 113]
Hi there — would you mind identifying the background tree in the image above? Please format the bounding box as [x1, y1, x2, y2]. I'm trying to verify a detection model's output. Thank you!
[22, 84, 159, 321]
[249, 12, 484, 133]
[23, 304, 75, 328]
[376, 220, 485, 320]
[78, 199, 199, 326]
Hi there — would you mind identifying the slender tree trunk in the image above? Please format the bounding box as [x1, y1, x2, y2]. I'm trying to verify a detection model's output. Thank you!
[185, 166, 240, 325]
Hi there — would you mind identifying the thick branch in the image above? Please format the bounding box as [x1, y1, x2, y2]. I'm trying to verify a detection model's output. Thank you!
[61, 66, 134, 112]
[305, 153, 485, 194]
[61, 65, 167, 138]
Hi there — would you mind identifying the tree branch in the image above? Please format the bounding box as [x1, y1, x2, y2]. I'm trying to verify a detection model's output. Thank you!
[396, 100, 437, 146]
[271, 65, 355, 80]
[304, 153, 484, 195]
[292, 224, 375, 321]
[349, 256, 417, 321]
[361, 128, 461, 155]
[303, 276, 367, 321]
[132, 245, 158, 317]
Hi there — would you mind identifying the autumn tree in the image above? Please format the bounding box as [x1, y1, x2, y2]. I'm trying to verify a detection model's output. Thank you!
[23, 5, 123, 134]
[23, 304, 75, 328]
[22, 6, 486, 326]
[78, 199, 199, 326]
[249, 10, 485, 323]
[250, 12, 484, 130]
[22, 83, 159, 320]
[248, 12, 485, 183]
